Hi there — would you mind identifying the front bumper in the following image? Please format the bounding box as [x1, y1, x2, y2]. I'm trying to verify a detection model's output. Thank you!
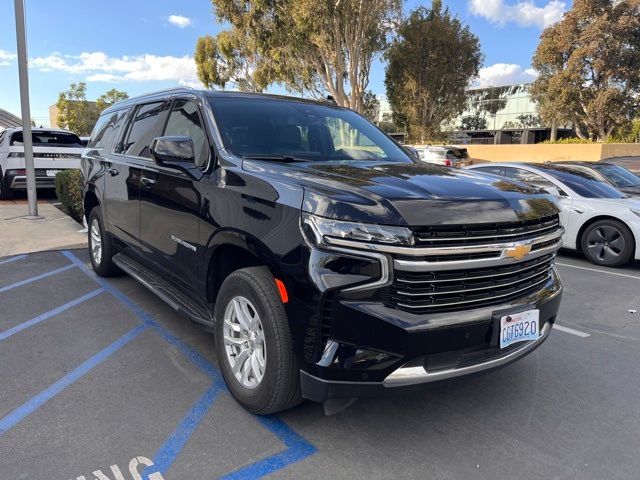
[299, 267, 562, 403]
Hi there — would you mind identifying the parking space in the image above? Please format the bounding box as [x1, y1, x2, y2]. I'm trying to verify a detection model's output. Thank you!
[0, 249, 639, 479]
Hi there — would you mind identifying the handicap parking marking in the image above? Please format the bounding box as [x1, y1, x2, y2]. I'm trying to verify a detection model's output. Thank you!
[61, 250, 317, 479]
[0, 254, 27, 266]
[0, 323, 146, 435]
[556, 262, 640, 280]
[553, 324, 591, 338]
[0, 288, 104, 341]
[0, 263, 75, 294]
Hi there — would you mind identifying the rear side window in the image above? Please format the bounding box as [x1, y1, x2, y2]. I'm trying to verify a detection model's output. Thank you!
[89, 109, 129, 152]
[10, 131, 83, 147]
[163, 100, 210, 168]
[121, 102, 168, 158]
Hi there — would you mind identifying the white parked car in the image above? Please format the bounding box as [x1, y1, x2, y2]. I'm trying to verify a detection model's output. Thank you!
[467, 162, 640, 267]
[0, 128, 84, 199]
[412, 145, 472, 168]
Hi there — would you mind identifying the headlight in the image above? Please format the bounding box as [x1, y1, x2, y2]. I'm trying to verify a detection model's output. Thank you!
[631, 209, 640, 218]
[302, 212, 414, 247]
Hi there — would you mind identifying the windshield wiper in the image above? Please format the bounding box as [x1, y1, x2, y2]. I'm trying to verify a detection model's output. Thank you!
[242, 154, 308, 163]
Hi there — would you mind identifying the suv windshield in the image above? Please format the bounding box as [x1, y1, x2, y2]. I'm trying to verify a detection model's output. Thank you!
[592, 164, 640, 188]
[10, 131, 83, 147]
[540, 166, 626, 199]
[209, 97, 412, 163]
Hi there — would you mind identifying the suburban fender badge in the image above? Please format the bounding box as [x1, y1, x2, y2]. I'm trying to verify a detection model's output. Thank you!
[171, 235, 197, 252]
[502, 243, 532, 261]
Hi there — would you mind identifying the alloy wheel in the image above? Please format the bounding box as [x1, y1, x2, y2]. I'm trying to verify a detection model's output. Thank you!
[90, 218, 103, 265]
[586, 225, 625, 263]
[222, 296, 267, 389]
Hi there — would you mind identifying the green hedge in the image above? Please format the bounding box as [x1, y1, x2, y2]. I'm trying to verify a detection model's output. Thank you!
[54, 169, 84, 223]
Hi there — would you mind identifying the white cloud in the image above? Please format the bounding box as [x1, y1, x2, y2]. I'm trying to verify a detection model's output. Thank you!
[0, 50, 17, 66]
[30, 51, 199, 85]
[476, 63, 538, 87]
[168, 15, 192, 28]
[469, 0, 566, 29]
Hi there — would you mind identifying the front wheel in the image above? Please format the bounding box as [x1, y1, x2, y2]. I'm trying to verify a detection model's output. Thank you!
[580, 219, 634, 267]
[214, 267, 302, 414]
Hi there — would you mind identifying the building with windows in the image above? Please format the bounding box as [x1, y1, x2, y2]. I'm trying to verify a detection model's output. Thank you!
[449, 83, 573, 145]
[0, 107, 21, 131]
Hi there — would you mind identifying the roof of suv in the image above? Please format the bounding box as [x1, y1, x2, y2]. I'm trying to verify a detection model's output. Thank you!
[3, 127, 76, 134]
[102, 87, 344, 115]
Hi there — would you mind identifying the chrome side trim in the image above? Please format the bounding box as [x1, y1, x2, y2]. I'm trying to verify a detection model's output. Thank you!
[383, 323, 552, 387]
[325, 228, 563, 257]
[395, 274, 551, 309]
[394, 239, 562, 272]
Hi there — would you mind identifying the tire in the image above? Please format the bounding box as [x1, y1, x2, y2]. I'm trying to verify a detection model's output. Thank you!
[214, 267, 302, 414]
[87, 206, 121, 276]
[0, 171, 13, 200]
[580, 219, 634, 267]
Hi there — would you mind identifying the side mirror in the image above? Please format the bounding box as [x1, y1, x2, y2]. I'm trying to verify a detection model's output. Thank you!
[150, 136, 195, 169]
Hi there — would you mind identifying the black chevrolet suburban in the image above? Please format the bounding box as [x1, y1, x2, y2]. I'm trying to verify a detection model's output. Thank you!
[82, 88, 563, 414]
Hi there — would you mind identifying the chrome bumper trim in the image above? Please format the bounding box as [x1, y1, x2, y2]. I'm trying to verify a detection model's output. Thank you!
[383, 322, 552, 387]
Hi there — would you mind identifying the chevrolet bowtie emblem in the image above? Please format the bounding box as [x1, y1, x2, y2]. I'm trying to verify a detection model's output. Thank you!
[502, 243, 532, 261]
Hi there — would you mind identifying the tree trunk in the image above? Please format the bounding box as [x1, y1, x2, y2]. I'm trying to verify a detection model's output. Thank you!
[550, 119, 558, 141]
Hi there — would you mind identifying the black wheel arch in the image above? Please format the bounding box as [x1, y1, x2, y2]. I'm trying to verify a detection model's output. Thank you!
[204, 230, 286, 305]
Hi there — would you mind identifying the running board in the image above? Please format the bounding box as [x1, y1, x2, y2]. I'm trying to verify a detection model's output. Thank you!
[113, 253, 213, 328]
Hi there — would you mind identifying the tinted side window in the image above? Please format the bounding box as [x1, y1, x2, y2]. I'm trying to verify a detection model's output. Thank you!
[122, 102, 168, 158]
[163, 100, 209, 167]
[89, 109, 128, 153]
[0, 131, 5, 145]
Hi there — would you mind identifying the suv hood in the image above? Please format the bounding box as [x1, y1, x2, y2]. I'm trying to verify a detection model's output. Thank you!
[243, 160, 560, 226]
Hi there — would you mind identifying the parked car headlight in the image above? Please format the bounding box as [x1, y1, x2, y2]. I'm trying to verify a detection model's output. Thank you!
[302, 212, 414, 247]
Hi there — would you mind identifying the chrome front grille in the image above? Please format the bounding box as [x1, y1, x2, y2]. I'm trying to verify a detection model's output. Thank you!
[383, 253, 556, 313]
[412, 215, 560, 247]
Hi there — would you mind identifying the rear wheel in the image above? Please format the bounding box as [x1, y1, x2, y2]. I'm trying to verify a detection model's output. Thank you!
[88, 207, 121, 276]
[214, 267, 302, 414]
[580, 219, 634, 267]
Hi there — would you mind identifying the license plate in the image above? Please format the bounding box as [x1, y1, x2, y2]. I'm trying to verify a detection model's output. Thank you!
[46, 169, 61, 177]
[499, 309, 539, 348]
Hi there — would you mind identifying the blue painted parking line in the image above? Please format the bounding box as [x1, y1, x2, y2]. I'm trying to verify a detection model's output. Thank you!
[0, 264, 74, 294]
[62, 250, 316, 479]
[220, 415, 317, 480]
[150, 383, 224, 477]
[0, 254, 28, 266]
[0, 323, 146, 435]
[0, 288, 104, 341]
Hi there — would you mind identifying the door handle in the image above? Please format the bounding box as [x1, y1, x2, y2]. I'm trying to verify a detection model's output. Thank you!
[140, 177, 156, 188]
[107, 168, 119, 177]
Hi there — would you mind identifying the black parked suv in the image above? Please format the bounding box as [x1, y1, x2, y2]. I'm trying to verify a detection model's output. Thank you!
[82, 88, 563, 414]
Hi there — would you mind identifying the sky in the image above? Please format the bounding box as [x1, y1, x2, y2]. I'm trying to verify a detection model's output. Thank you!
[0, 0, 571, 127]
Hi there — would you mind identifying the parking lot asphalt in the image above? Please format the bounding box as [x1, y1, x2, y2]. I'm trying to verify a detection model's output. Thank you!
[1, 249, 639, 480]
